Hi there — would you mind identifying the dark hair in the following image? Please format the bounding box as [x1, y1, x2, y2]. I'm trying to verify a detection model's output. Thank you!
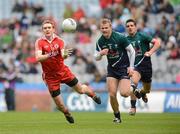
[125, 19, 136, 26]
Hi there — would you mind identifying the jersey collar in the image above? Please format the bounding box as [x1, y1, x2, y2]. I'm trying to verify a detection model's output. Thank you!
[41, 33, 58, 42]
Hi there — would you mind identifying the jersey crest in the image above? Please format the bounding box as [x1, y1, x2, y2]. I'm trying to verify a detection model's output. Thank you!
[131, 40, 142, 56]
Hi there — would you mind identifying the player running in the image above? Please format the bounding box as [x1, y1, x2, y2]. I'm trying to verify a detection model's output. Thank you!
[94, 18, 140, 123]
[125, 19, 161, 115]
[35, 19, 101, 124]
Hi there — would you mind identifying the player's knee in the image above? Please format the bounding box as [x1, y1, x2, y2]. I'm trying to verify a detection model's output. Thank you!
[109, 91, 117, 98]
[79, 84, 88, 94]
[72, 84, 85, 94]
[120, 91, 129, 97]
[76, 88, 83, 94]
[121, 94, 128, 97]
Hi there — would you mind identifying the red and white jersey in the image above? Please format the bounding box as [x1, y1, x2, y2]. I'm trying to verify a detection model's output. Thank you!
[35, 34, 66, 75]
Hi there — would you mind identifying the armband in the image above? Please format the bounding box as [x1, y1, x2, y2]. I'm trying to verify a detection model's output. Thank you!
[152, 39, 159, 45]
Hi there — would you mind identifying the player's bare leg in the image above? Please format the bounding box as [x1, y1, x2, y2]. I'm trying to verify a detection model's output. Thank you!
[117, 79, 136, 115]
[129, 94, 136, 115]
[72, 83, 101, 104]
[53, 95, 74, 123]
[131, 71, 142, 98]
[119, 79, 132, 97]
[140, 82, 151, 103]
[107, 77, 121, 123]
[129, 71, 141, 115]
[129, 85, 139, 115]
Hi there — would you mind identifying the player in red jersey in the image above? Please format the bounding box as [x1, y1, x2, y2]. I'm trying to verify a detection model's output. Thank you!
[35, 20, 101, 124]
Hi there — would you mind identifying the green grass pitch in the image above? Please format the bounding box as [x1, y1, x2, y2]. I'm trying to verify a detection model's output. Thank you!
[0, 112, 179, 134]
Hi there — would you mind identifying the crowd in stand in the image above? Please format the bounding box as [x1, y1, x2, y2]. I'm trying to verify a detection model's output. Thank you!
[0, 0, 179, 85]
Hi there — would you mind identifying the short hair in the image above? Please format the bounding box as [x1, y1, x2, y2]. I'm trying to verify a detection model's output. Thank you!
[100, 18, 112, 26]
[125, 19, 136, 26]
[42, 19, 55, 28]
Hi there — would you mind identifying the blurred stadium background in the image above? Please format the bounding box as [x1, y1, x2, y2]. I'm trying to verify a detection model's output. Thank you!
[0, 0, 180, 113]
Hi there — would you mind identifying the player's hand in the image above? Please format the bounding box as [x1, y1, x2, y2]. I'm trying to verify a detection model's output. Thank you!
[144, 52, 151, 57]
[62, 48, 73, 59]
[127, 67, 134, 77]
[100, 48, 109, 56]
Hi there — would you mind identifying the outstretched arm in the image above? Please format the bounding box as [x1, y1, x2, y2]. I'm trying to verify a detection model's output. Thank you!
[35, 41, 50, 62]
[61, 48, 73, 59]
[94, 49, 109, 61]
[35, 40, 59, 62]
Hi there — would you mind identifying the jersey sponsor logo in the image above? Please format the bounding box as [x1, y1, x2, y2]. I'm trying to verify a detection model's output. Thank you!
[131, 40, 142, 56]
[164, 92, 180, 112]
[107, 43, 121, 59]
[66, 93, 95, 111]
[109, 50, 119, 58]
[51, 50, 59, 56]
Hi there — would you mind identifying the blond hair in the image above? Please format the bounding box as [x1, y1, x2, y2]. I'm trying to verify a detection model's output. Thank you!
[100, 18, 112, 26]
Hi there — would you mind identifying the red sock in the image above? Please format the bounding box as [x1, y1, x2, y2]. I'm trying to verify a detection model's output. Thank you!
[63, 108, 70, 115]
[86, 92, 95, 98]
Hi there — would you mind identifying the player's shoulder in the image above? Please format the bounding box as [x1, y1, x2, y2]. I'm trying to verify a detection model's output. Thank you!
[138, 31, 151, 38]
[35, 37, 44, 45]
[54, 34, 63, 40]
[97, 35, 105, 44]
[114, 31, 126, 37]
[36, 35, 48, 42]
[123, 33, 129, 38]
[137, 32, 153, 44]
[98, 34, 104, 40]
[54, 34, 65, 44]
[113, 31, 127, 40]
[139, 32, 153, 41]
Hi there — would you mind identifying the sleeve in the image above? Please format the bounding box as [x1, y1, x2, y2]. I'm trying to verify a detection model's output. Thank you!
[96, 41, 102, 52]
[94, 40, 103, 60]
[126, 45, 135, 68]
[35, 39, 42, 51]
